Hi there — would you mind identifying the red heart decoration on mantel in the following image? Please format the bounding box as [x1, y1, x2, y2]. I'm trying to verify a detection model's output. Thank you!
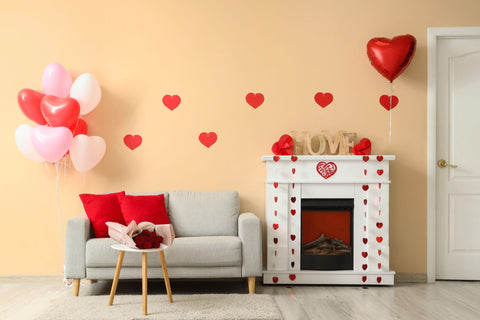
[289, 274, 296, 281]
[41, 95, 80, 128]
[378, 249, 382, 256]
[292, 168, 296, 174]
[124, 134, 142, 150]
[316, 161, 337, 179]
[362, 264, 368, 270]
[379, 95, 399, 111]
[362, 185, 369, 191]
[162, 94, 181, 110]
[273, 238, 278, 244]
[362, 276, 367, 283]
[290, 234, 296, 241]
[272, 276, 278, 283]
[362, 252, 368, 258]
[377, 169, 384, 176]
[292, 249, 295, 254]
[291, 209, 296, 216]
[199, 132, 217, 148]
[376, 222, 383, 229]
[273, 156, 280, 162]
[291, 261, 295, 268]
[273, 223, 279, 230]
[363, 238, 368, 244]
[378, 263, 382, 269]
[367, 34, 416, 82]
[291, 155, 298, 162]
[274, 182, 278, 188]
[376, 236, 383, 243]
[363, 155, 369, 162]
[314, 92, 333, 108]
[246, 92, 264, 109]
[291, 197, 296, 203]
[377, 277, 382, 283]
[377, 155, 384, 162]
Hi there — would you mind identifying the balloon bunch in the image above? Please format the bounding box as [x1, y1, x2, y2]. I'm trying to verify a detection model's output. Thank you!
[15, 63, 106, 173]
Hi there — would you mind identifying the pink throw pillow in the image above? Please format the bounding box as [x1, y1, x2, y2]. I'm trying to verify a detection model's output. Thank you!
[79, 191, 126, 238]
[118, 193, 170, 225]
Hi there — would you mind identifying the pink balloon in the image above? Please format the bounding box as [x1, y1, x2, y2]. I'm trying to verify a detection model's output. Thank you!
[41, 63, 73, 98]
[31, 125, 73, 163]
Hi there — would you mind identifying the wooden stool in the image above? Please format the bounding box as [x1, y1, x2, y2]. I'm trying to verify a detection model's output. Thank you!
[108, 244, 173, 315]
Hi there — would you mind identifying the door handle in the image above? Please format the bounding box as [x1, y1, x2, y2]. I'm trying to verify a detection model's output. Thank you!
[437, 159, 458, 168]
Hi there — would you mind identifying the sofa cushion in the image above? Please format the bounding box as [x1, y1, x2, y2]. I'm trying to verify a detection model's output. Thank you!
[118, 193, 170, 225]
[79, 191, 125, 238]
[168, 190, 240, 237]
[86, 236, 242, 268]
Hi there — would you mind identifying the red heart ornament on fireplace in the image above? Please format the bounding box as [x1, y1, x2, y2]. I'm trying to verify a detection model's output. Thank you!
[272, 276, 278, 283]
[274, 196, 278, 203]
[291, 155, 298, 162]
[376, 236, 383, 243]
[274, 182, 278, 188]
[273, 223, 279, 230]
[362, 185, 369, 191]
[377, 155, 384, 162]
[274, 210, 277, 216]
[378, 263, 382, 269]
[362, 264, 368, 270]
[376, 222, 383, 229]
[363, 238, 368, 244]
[291, 209, 296, 216]
[377, 277, 382, 283]
[273, 156, 280, 161]
[292, 249, 295, 254]
[273, 238, 278, 244]
[291, 197, 296, 203]
[316, 161, 337, 179]
[362, 276, 367, 283]
[291, 261, 295, 268]
[362, 252, 368, 258]
[290, 234, 296, 241]
[377, 169, 384, 176]
[363, 155, 369, 162]
[378, 249, 382, 256]
[289, 274, 296, 281]
[364, 199, 368, 205]
[292, 168, 296, 174]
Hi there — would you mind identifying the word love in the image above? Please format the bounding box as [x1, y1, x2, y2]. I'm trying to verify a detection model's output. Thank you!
[291, 130, 356, 155]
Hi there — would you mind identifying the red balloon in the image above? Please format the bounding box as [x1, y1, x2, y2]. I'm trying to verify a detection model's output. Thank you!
[40, 95, 80, 128]
[72, 118, 88, 136]
[17, 89, 47, 124]
[367, 34, 416, 82]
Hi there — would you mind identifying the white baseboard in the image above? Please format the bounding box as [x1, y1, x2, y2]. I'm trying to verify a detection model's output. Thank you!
[395, 273, 428, 283]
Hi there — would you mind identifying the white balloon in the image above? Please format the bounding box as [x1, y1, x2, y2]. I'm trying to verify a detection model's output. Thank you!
[15, 124, 45, 163]
[69, 134, 106, 173]
[70, 73, 102, 115]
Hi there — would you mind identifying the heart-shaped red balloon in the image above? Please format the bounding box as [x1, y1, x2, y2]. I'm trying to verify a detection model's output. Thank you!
[72, 118, 88, 136]
[41, 95, 80, 128]
[17, 88, 47, 125]
[367, 34, 416, 82]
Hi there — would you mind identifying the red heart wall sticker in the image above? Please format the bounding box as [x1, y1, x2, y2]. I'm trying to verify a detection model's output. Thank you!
[199, 132, 217, 148]
[379, 95, 399, 111]
[162, 94, 181, 110]
[124, 134, 142, 150]
[246, 92, 264, 109]
[314, 92, 333, 108]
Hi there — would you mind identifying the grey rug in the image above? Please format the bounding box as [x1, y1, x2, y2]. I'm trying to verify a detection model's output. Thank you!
[35, 294, 283, 320]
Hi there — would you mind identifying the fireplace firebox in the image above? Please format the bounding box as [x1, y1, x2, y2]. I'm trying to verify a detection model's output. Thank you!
[301, 199, 354, 271]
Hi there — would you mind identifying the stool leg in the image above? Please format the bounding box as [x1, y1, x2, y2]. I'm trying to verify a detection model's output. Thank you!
[72, 279, 80, 296]
[159, 251, 173, 303]
[108, 251, 125, 306]
[142, 252, 148, 315]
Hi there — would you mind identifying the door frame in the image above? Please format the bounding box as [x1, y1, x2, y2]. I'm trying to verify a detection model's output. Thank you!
[427, 27, 480, 283]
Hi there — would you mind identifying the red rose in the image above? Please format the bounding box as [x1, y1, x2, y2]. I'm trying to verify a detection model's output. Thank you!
[143, 241, 152, 249]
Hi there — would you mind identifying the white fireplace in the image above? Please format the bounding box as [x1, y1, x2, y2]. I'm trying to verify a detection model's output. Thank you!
[262, 155, 395, 285]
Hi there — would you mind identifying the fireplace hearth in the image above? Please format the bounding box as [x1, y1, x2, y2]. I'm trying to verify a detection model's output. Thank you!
[262, 155, 395, 285]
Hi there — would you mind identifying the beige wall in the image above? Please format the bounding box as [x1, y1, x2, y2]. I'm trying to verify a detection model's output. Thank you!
[1, 0, 479, 275]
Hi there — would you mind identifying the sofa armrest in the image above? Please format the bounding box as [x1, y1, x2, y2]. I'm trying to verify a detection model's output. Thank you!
[238, 212, 262, 277]
[65, 214, 91, 279]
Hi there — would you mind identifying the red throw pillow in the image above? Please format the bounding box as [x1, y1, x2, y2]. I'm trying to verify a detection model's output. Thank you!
[118, 193, 170, 225]
[79, 191, 126, 238]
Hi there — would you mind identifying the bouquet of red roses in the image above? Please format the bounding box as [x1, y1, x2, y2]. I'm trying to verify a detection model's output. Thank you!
[133, 230, 164, 249]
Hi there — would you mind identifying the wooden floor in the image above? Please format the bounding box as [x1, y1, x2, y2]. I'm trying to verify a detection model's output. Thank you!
[0, 276, 479, 320]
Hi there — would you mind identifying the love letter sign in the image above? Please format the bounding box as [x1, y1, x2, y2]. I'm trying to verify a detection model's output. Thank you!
[316, 161, 337, 179]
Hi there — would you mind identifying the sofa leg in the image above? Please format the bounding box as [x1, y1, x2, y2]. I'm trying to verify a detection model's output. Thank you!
[248, 277, 255, 294]
[73, 279, 80, 296]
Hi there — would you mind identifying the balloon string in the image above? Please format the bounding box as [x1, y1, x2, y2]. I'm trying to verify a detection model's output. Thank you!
[55, 163, 64, 267]
[389, 83, 393, 145]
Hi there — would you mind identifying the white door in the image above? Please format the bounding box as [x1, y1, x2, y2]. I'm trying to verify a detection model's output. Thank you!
[435, 34, 480, 280]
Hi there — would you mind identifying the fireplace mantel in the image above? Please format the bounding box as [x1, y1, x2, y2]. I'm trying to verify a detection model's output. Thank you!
[262, 155, 395, 285]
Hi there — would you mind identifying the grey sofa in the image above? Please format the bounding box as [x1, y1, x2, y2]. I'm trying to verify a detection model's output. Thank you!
[65, 190, 262, 295]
